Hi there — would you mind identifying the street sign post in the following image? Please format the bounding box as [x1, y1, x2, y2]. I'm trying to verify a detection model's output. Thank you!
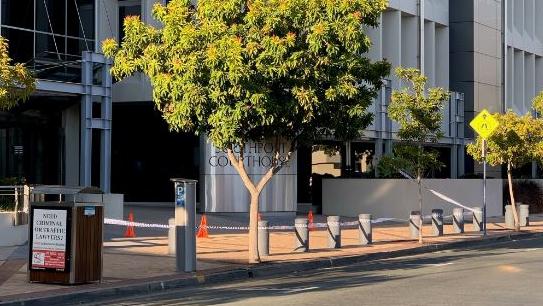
[469, 109, 499, 237]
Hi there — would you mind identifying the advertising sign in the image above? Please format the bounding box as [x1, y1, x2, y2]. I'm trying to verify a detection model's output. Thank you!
[202, 137, 297, 212]
[31, 208, 68, 271]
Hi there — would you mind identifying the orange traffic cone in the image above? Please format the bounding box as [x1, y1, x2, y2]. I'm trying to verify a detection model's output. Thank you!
[308, 210, 314, 231]
[124, 210, 136, 238]
[196, 215, 209, 238]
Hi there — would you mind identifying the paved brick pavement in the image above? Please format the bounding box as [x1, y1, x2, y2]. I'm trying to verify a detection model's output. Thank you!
[1, 212, 543, 303]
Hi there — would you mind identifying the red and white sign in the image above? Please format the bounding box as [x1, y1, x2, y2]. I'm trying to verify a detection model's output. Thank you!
[31, 209, 68, 270]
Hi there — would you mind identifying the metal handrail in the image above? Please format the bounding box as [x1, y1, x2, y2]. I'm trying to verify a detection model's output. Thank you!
[0, 185, 32, 225]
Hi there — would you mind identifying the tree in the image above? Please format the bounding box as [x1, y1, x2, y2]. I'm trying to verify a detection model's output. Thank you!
[378, 67, 449, 243]
[0, 36, 35, 110]
[103, 0, 390, 263]
[467, 107, 543, 231]
[533, 91, 543, 115]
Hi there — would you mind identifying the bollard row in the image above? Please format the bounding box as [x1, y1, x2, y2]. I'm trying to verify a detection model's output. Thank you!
[409, 207, 487, 240]
[250, 206, 530, 256]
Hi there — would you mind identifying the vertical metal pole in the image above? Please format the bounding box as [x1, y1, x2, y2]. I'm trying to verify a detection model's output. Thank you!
[482, 139, 487, 236]
[344, 141, 352, 175]
[80, 53, 92, 187]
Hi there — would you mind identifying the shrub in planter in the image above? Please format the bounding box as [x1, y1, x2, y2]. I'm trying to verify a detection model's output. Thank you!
[503, 180, 543, 214]
[0, 195, 14, 212]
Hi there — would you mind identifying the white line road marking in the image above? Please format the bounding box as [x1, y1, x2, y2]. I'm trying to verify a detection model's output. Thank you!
[518, 248, 542, 252]
[237, 286, 320, 294]
[427, 262, 454, 267]
[404, 262, 454, 267]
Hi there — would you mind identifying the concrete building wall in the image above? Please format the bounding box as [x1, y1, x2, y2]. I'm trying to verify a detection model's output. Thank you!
[504, 0, 543, 114]
[106, 0, 160, 103]
[367, 2, 451, 138]
[450, 0, 502, 122]
[96, 0, 119, 52]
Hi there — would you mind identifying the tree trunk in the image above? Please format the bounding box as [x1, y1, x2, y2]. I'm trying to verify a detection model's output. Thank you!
[248, 192, 260, 263]
[507, 162, 520, 231]
[417, 174, 423, 244]
[226, 146, 290, 264]
[417, 143, 423, 244]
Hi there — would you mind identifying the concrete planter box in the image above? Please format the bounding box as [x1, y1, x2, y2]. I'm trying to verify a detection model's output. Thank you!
[104, 193, 124, 220]
[0, 212, 28, 247]
[322, 179, 504, 219]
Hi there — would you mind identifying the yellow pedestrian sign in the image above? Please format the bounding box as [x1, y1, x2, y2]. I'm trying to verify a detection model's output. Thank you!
[470, 109, 499, 139]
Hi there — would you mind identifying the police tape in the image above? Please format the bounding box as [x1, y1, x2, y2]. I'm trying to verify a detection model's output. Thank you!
[104, 212, 476, 231]
[104, 217, 414, 230]
[398, 169, 477, 213]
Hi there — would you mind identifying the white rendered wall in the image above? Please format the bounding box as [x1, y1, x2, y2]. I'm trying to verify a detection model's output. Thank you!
[322, 179, 503, 219]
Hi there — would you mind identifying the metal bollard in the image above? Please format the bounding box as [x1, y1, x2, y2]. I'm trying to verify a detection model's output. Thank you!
[409, 211, 421, 239]
[473, 207, 483, 232]
[168, 218, 175, 255]
[258, 220, 270, 256]
[294, 217, 309, 252]
[431, 209, 443, 236]
[327, 216, 341, 248]
[505, 205, 515, 229]
[452, 208, 464, 233]
[519, 204, 530, 227]
[358, 214, 372, 245]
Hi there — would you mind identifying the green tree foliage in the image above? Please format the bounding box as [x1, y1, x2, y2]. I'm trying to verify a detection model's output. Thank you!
[0, 36, 35, 110]
[533, 91, 543, 115]
[103, 0, 390, 263]
[467, 108, 543, 231]
[378, 67, 449, 243]
[378, 146, 442, 179]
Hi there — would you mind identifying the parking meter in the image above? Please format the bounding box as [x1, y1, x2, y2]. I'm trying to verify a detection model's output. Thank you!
[170, 178, 197, 272]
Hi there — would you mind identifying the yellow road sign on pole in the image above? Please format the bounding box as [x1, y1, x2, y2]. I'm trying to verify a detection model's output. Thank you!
[469, 109, 499, 139]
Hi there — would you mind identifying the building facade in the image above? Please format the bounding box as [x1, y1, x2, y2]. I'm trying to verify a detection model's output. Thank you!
[0, 0, 113, 192]
[1, 1, 542, 211]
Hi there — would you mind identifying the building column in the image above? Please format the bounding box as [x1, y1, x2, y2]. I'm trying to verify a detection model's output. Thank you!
[79, 52, 113, 191]
[100, 55, 113, 193]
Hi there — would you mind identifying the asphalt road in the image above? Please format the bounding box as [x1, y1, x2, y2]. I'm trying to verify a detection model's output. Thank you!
[93, 237, 543, 306]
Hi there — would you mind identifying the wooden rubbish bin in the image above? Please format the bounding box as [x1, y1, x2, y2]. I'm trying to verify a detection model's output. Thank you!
[28, 186, 104, 284]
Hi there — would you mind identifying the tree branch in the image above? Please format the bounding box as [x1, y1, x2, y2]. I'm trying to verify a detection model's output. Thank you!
[227, 146, 257, 195]
[255, 139, 297, 193]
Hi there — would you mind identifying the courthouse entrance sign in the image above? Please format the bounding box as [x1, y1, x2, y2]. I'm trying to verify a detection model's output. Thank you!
[202, 137, 297, 213]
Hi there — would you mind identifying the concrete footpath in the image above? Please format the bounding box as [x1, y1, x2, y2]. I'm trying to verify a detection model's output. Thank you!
[1, 212, 543, 305]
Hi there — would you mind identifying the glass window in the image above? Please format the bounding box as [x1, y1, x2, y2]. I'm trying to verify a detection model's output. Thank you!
[35, 33, 66, 61]
[67, 0, 95, 39]
[1, 0, 34, 30]
[36, 0, 66, 35]
[66, 37, 94, 58]
[1, 28, 33, 63]
[119, 2, 141, 41]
